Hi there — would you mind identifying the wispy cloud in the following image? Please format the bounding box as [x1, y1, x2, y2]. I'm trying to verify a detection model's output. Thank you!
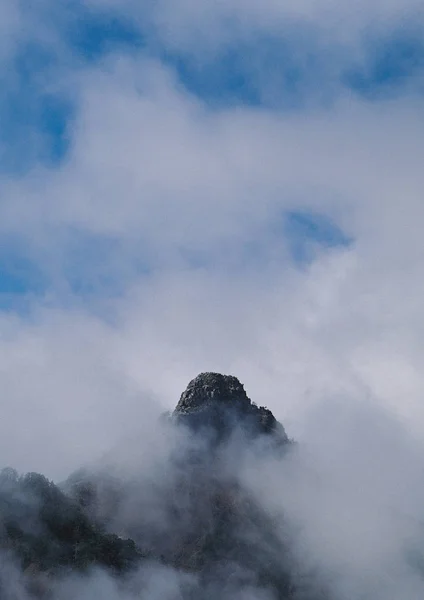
[0, 0, 423, 486]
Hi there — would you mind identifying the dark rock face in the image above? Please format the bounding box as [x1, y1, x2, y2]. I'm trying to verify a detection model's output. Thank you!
[173, 372, 289, 445]
[175, 373, 249, 413]
[0, 373, 298, 599]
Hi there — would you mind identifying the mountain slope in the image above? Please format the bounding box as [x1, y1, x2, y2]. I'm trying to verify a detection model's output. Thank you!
[0, 373, 302, 599]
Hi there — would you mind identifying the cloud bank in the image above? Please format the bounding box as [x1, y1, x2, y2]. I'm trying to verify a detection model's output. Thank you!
[0, 2, 424, 597]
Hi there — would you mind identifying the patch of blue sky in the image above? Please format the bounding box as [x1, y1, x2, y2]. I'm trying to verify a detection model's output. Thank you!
[283, 211, 353, 265]
[345, 29, 424, 99]
[0, 5, 143, 175]
[0, 257, 45, 296]
[0, 41, 73, 174]
[0, 242, 47, 313]
[64, 6, 144, 61]
[161, 31, 335, 110]
[162, 23, 424, 108]
[176, 209, 352, 273]
[0, 228, 153, 313]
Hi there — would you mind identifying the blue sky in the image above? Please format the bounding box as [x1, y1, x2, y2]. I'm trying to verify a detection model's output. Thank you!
[3, 6, 424, 593]
[1, 2, 423, 307]
[2, 0, 424, 479]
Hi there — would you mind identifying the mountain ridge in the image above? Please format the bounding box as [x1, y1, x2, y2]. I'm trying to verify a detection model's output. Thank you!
[0, 372, 298, 599]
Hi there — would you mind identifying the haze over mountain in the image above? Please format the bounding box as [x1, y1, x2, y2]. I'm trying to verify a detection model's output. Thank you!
[1, 0, 424, 596]
[0, 373, 307, 599]
[2, 372, 424, 599]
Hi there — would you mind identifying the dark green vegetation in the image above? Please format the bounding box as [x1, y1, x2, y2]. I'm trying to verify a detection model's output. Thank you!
[0, 469, 141, 574]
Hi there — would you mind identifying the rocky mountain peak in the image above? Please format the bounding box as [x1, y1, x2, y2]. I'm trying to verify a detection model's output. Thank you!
[173, 372, 289, 444]
[175, 372, 250, 413]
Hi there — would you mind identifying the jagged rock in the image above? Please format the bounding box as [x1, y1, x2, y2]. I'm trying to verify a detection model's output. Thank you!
[173, 372, 289, 445]
[175, 373, 249, 413]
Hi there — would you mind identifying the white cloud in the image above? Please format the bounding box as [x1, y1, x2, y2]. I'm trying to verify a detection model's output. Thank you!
[0, 2, 423, 486]
[3, 5, 424, 600]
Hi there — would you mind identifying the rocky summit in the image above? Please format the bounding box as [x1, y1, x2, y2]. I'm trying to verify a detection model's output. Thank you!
[0, 373, 296, 599]
[173, 372, 289, 444]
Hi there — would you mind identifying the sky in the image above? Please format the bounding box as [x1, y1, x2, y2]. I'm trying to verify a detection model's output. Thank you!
[1, 0, 424, 479]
